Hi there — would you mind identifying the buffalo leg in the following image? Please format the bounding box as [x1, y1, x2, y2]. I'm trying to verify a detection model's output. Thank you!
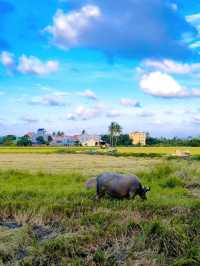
[129, 189, 137, 199]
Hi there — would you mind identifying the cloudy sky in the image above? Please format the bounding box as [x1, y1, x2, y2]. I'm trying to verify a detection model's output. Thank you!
[0, 0, 200, 137]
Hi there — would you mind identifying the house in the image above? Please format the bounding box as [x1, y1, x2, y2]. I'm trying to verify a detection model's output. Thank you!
[27, 129, 49, 144]
[51, 135, 77, 146]
[79, 131, 101, 146]
[129, 132, 146, 146]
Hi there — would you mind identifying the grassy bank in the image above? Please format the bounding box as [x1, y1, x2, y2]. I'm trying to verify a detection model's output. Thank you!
[0, 155, 199, 265]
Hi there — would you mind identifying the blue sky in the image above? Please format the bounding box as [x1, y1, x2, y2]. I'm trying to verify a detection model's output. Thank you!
[0, 0, 200, 137]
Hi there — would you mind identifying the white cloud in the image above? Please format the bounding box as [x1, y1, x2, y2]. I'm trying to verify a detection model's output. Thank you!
[140, 72, 190, 97]
[120, 98, 141, 108]
[45, 5, 101, 49]
[192, 89, 200, 96]
[192, 115, 200, 124]
[78, 89, 97, 100]
[143, 59, 200, 74]
[0, 51, 59, 76]
[190, 41, 200, 49]
[106, 110, 121, 118]
[186, 13, 200, 27]
[0, 51, 14, 67]
[29, 93, 66, 106]
[186, 13, 200, 49]
[67, 104, 103, 120]
[66, 113, 77, 121]
[17, 55, 59, 75]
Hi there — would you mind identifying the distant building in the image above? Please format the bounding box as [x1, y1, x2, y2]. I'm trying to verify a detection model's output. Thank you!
[79, 131, 101, 146]
[27, 128, 49, 144]
[51, 135, 77, 146]
[129, 132, 146, 146]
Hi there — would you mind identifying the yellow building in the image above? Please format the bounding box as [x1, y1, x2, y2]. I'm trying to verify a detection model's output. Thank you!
[129, 132, 146, 146]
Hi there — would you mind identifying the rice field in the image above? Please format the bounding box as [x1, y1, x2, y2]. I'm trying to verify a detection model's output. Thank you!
[0, 146, 199, 155]
[0, 151, 199, 265]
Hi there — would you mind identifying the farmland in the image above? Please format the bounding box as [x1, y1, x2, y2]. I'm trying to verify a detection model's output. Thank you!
[0, 146, 199, 156]
[0, 150, 199, 265]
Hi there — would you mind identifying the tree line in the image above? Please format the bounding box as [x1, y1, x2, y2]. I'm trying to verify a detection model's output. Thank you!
[0, 123, 200, 147]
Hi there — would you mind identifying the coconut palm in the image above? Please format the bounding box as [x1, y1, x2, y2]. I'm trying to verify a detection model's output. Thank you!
[108, 122, 122, 146]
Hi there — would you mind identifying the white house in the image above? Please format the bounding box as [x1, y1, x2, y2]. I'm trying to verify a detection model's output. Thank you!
[28, 129, 49, 144]
[79, 131, 101, 146]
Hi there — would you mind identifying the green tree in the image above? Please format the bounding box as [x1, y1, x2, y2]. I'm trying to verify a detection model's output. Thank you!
[108, 122, 122, 146]
[3, 135, 17, 146]
[36, 136, 46, 145]
[17, 135, 32, 146]
[57, 131, 64, 137]
[48, 135, 53, 143]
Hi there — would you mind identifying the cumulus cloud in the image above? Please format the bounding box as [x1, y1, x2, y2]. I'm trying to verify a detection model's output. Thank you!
[45, 0, 196, 59]
[142, 59, 200, 74]
[78, 89, 97, 100]
[120, 98, 141, 108]
[67, 104, 103, 120]
[45, 5, 101, 49]
[0, 51, 14, 67]
[29, 93, 67, 106]
[0, 51, 59, 75]
[139, 71, 200, 97]
[17, 55, 59, 75]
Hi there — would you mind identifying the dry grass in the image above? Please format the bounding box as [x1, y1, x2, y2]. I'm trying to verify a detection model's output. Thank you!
[0, 153, 162, 175]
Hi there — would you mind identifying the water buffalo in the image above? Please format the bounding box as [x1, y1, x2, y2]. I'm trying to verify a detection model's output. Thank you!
[85, 173, 150, 200]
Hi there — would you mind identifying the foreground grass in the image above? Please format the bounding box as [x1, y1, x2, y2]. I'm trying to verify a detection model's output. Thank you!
[0, 158, 199, 265]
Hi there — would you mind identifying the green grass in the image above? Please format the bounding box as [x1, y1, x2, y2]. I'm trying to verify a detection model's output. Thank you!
[117, 146, 200, 155]
[0, 155, 199, 265]
[0, 146, 94, 154]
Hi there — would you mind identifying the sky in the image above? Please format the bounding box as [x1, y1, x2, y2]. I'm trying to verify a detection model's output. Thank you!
[0, 0, 200, 137]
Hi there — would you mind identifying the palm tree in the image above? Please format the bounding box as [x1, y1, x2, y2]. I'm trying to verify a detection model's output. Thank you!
[114, 123, 122, 146]
[108, 122, 122, 146]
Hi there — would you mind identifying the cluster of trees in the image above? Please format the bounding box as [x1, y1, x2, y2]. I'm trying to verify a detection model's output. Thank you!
[0, 135, 17, 146]
[146, 135, 200, 147]
[102, 122, 132, 146]
[104, 122, 200, 147]
[0, 134, 49, 146]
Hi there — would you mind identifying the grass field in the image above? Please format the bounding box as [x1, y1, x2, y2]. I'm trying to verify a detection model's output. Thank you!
[0, 146, 200, 156]
[117, 146, 200, 155]
[0, 152, 199, 265]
